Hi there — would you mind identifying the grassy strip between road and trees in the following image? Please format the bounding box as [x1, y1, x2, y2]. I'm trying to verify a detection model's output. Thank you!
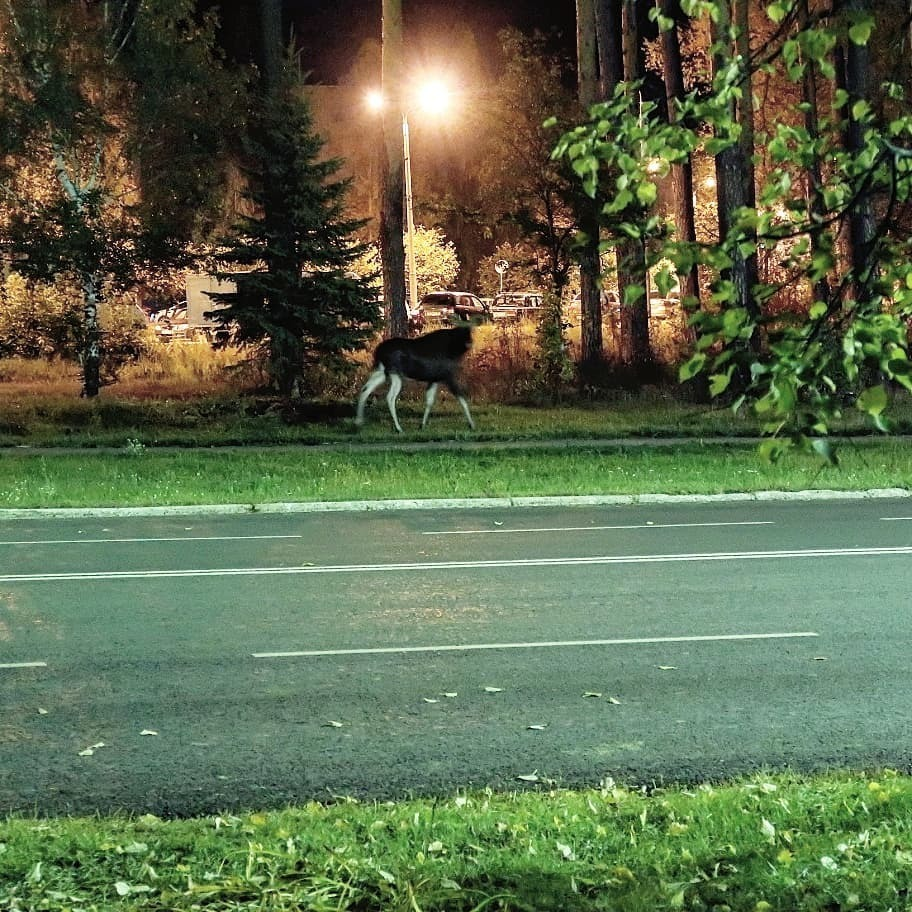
[0, 439, 911, 510]
[3, 771, 912, 910]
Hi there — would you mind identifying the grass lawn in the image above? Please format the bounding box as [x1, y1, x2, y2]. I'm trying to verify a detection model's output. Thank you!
[3, 771, 912, 910]
[0, 439, 910, 509]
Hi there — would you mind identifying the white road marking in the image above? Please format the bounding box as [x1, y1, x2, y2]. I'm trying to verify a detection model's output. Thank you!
[881, 516, 912, 522]
[424, 520, 775, 535]
[0, 544, 908, 583]
[0, 534, 302, 546]
[0, 661, 47, 669]
[253, 631, 819, 659]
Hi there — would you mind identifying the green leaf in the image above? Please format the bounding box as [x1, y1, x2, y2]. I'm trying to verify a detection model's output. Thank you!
[767, 1, 788, 24]
[679, 353, 707, 382]
[810, 438, 838, 465]
[856, 385, 888, 416]
[709, 368, 734, 396]
[848, 17, 873, 46]
[636, 181, 658, 206]
[758, 438, 791, 463]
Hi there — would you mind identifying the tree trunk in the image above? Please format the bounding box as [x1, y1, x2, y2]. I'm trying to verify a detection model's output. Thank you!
[616, 0, 650, 369]
[576, 0, 603, 371]
[595, 0, 623, 97]
[798, 0, 832, 308]
[81, 272, 102, 398]
[259, 0, 283, 92]
[380, 0, 408, 337]
[660, 0, 699, 314]
[840, 0, 876, 294]
[710, 0, 760, 341]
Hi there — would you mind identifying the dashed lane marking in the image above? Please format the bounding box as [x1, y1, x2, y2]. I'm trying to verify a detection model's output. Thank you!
[253, 631, 819, 659]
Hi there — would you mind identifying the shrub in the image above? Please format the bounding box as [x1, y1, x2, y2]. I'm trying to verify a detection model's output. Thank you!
[0, 273, 151, 382]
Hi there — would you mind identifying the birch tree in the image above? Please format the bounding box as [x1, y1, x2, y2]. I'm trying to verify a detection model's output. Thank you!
[0, 0, 239, 396]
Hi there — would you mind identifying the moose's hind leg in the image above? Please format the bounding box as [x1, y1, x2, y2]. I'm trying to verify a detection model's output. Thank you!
[355, 366, 387, 427]
[385, 372, 405, 433]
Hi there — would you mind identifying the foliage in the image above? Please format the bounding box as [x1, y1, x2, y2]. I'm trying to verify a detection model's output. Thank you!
[351, 225, 460, 300]
[211, 70, 381, 397]
[477, 241, 545, 296]
[0, 273, 149, 379]
[554, 0, 912, 458]
[529, 291, 575, 401]
[481, 28, 582, 298]
[0, 0, 244, 395]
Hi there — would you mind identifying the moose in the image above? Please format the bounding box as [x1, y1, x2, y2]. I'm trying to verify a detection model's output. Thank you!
[355, 326, 475, 433]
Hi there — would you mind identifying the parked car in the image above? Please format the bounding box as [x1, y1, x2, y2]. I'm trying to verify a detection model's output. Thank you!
[415, 291, 491, 328]
[490, 291, 544, 322]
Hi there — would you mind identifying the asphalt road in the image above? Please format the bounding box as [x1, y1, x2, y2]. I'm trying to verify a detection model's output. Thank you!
[2, 496, 912, 816]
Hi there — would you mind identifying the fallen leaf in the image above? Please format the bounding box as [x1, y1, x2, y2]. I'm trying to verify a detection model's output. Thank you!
[325, 721, 343, 728]
[139, 730, 158, 736]
[484, 686, 503, 693]
[422, 698, 439, 704]
[427, 840, 444, 853]
[441, 692, 458, 698]
[813, 656, 828, 661]
[607, 697, 622, 705]
[657, 665, 677, 671]
[556, 841, 575, 860]
[494, 521, 504, 526]
[527, 724, 547, 731]
[37, 708, 48, 715]
[583, 692, 602, 698]
[517, 772, 539, 782]
[79, 741, 105, 756]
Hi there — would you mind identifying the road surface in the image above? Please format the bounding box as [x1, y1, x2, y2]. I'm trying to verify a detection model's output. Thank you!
[1, 496, 910, 815]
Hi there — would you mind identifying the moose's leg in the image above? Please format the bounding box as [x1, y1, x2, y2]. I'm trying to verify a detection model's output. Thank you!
[456, 395, 475, 430]
[421, 383, 439, 428]
[355, 366, 387, 427]
[446, 380, 476, 430]
[385, 372, 404, 433]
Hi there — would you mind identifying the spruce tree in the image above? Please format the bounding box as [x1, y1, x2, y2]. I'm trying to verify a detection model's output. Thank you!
[213, 73, 381, 397]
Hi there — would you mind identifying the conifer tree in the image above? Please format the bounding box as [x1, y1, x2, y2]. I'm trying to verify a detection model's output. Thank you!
[212, 70, 381, 397]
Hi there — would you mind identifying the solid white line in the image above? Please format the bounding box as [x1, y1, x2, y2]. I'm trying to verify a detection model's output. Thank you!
[0, 544, 909, 583]
[423, 521, 775, 535]
[0, 534, 302, 546]
[881, 517, 912, 522]
[0, 661, 47, 669]
[253, 631, 819, 659]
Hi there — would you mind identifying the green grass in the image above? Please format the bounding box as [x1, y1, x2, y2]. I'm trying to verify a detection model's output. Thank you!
[0, 439, 910, 509]
[3, 388, 912, 448]
[3, 771, 912, 910]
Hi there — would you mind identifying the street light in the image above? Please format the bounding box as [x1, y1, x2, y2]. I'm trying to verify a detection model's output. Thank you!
[367, 81, 451, 318]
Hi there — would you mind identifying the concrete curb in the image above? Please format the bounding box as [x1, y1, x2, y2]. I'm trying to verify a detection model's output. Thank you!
[0, 487, 909, 520]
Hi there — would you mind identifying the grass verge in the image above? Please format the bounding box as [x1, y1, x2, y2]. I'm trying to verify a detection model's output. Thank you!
[3, 771, 911, 910]
[0, 439, 909, 509]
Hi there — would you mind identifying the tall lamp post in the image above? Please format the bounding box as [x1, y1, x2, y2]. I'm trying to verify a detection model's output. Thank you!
[401, 112, 418, 317]
[368, 82, 450, 319]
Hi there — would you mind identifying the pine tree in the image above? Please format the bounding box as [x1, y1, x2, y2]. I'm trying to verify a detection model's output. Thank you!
[213, 76, 382, 397]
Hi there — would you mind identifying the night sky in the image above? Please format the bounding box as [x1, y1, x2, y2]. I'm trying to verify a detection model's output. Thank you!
[215, 0, 578, 84]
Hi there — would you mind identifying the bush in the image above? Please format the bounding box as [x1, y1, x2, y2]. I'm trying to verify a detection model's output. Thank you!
[0, 273, 151, 382]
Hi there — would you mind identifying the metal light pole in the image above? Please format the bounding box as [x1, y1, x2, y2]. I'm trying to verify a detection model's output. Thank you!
[367, 82, 450, 322]
[402, 113, 418, 317]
